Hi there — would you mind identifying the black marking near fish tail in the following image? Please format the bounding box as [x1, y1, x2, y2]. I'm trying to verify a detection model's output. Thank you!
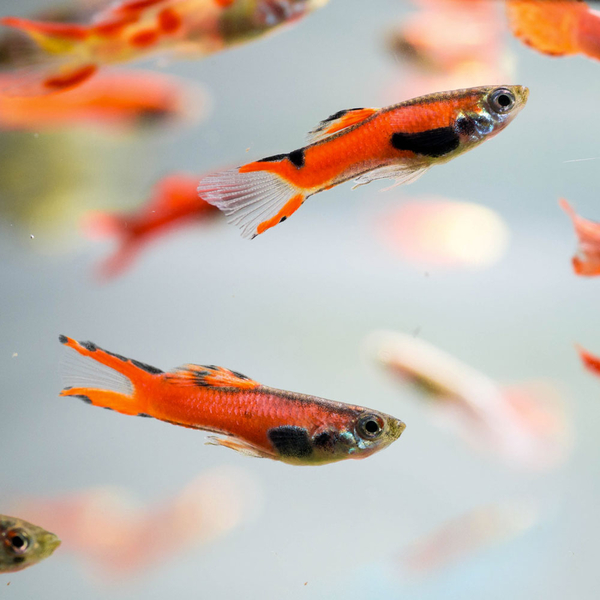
[130, 359, 163, 375]
[391, 127, 460, 158]
[322, 108, 364, 123]
[231, 370, 250, 380]
[81, 341, 97, 352]
[73, 394, 93, 404]
[137, 413, 152, 418]
[267, 426, 313, 458]
[258, 149, 305, 169]
[105, 349, 129, 362]
[59, 334, 68, 344]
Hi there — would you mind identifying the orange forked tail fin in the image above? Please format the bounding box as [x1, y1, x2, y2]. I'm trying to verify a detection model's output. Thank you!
[198, 164, 306, 238]
[166, 364, 260, 390]
[59, 335, 163, 416]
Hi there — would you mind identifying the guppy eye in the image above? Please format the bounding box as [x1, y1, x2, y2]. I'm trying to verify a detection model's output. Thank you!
[5, 529, 30, 555]
[357, 414, 385, 440]
[488, 88, 515, 114]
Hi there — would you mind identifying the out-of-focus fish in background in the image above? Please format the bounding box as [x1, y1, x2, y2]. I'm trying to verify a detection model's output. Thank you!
[575, 344, 600, 378]
[199, 85, 528, 238]
[59, 335, 406, 465]
[397, 500, 539, 575]
[0, 515, 60, 573]
[365, 330, 571, 470]
[560, 198, 600, 276]
[12, 467, 261, 579]
[0, 69, 206, 131]
[375, 198, 510, 269]
[506, 0, 600, 61]
[385, 0, 513, 100]
[83, 172, 221, 280]
[0, 0, 329, 95]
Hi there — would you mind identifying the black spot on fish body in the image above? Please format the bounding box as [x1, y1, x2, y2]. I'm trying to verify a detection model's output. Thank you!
[73, 394, 92, 404]
[130, 359, 163, 375]
[313, 431, 337, 453]
[58, 334, 68, 344]
[391, 127, 460, 158]
[279, 216, 287, 223]
[455, 115, 476, 136]
[12, 557, 24, 565]
[268, 426, 313, 458]
[81, 340, 97, 352]
[287, 148, 305, 168]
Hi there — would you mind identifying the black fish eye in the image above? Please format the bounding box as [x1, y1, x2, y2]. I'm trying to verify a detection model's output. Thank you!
[5, 529, 30, 555]
[489, 89, 515, 113]
[357, 414, 384, 440]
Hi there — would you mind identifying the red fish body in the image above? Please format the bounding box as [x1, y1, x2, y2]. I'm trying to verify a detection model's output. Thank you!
[84, 173, 220, 280]
[0, 0, 328, 94]
[560, 198, 600, 276]
[506, 0, 600, 61]
[59, 336, 405, 465]
[198, 86, 528, 238]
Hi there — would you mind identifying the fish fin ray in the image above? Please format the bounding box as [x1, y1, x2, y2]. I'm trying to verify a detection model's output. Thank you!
[352, 163, 430, 190]
[206, 436, 275, 459]
[307, 107, 378, 143]
[167, 364, 260, 390]
[198, 168, 305, 238]
[59, 335, 161, 416]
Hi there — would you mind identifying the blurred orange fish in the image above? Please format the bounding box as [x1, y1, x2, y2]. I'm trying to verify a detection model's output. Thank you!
[0, 0, 328, 95]
[398, 500, 539, 575]
[375, 198, 509, 268]
[14, 467, 261, 579]
[366, 330, 571, 470]
[0, 70, 204, 131]
[576, 344, 600, 377]
[506, 0, 600, 61]
[560, 198, 600, 276]
[84, 173, 221, 279]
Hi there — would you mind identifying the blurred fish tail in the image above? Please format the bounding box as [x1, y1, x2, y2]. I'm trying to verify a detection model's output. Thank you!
[59, 335, 162, 417]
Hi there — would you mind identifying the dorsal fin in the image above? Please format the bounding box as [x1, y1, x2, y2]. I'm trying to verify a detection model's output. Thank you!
[167, 364, 260, 389]
[307, 107, 379, 143]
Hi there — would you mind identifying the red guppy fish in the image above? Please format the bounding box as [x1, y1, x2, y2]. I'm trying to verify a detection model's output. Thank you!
[84, 173, 220, 280]
[506, 0, 600, 61]
[198, 85, 529, 238]
[59, 336, 405, 465]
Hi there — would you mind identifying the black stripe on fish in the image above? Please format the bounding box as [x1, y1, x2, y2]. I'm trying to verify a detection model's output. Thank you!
[59, 334, 68, 344]
[81, 340, 97, 352]
[267, 426, 313, 458]
[130, 359, 163, 375]
[322, 108, 364, 124]
[391, 127, 460, 158]
[258, 149, 305, 169]
[73, 394, 93, 404]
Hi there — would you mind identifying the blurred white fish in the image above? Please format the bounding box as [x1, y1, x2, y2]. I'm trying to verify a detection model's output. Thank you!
[365, 331, 572, 470]
[13, 466, 262, 581]
[398, 499, 539, 575]
[375, 198, 510, 268]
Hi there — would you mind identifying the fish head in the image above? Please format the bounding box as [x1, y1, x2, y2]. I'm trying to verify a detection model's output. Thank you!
[0, 517, 60, 573]
[308, 410, 406, 464]
[454, 85, 529, 148]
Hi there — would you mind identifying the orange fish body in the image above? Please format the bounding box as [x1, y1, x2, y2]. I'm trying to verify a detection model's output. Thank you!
[506, 0, 600, 60]
[59, 336, 405, 465]
[0, 70, 200, 130]
[0, 0, 327, 94]
[559, 198, 600, 276]
[85, 173, 220, 279]
[198, 86, 528, 238]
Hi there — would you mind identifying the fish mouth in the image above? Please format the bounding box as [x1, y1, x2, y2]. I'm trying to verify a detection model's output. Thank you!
[41, 533, 61, 556]
[389, 418, 407, 440]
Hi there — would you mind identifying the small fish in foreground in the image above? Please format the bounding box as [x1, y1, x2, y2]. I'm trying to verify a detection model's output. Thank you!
[0, 0, 328, 95]
[198, 85, 528, 238]
[365, 330, 570, 470]
[83, 172, 221, 280]
[59, 335, 405, 465]
[0, 515, 60, 573]
[560, 198, 600, 276]
[506, 0, 600, 61]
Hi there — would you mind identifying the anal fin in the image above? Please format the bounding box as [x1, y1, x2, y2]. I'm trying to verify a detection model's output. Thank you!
[352, 163, 430, 190]
[206, 436, 275, 459]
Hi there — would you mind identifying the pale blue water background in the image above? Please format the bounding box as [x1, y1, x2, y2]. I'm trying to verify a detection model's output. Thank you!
[1, 0, 600, 598]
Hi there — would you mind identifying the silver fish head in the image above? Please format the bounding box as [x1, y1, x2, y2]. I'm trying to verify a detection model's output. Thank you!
[0, 516, 61, 573]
